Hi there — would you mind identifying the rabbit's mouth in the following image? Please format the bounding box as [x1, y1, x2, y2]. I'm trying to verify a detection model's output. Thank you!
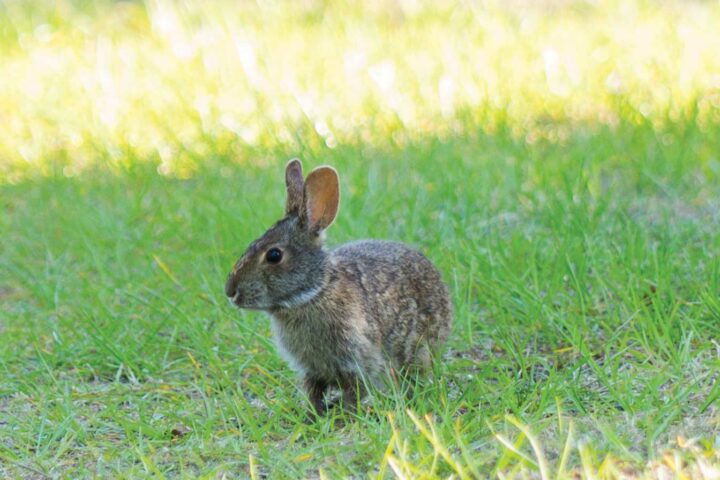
[229, 290, 242, 306]
[227, 289, 269, 310]
[226, 285, 246, 306]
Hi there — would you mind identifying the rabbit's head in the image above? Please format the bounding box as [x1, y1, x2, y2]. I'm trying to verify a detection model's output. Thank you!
[225, 159, 340, 310]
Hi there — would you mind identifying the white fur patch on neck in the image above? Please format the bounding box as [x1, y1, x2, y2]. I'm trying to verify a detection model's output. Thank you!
[277, 284, 323, 309]
[268, 316, 306, 376]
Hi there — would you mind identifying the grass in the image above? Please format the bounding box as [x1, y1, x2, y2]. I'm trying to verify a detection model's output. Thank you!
[1, 0, 720, 477]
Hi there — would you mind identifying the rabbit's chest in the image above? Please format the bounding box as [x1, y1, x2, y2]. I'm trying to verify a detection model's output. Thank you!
[270, 316, 356, 378]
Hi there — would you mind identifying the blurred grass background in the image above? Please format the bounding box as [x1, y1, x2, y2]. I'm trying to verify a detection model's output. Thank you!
[1, 0, 719, 181]
[1, 0, 720, 478]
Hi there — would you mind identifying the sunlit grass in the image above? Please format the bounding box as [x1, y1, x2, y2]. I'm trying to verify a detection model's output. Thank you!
[1, 0, 720, 478]
[1, 0, 720, 181]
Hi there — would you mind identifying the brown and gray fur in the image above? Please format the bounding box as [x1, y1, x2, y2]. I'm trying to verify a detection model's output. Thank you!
[225, 159, 452, 415]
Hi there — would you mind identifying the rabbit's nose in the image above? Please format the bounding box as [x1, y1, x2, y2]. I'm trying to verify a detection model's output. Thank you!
[224, 275, 237, 298]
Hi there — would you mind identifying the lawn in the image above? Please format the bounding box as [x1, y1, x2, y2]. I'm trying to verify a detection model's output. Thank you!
[1, 0, 720, 478]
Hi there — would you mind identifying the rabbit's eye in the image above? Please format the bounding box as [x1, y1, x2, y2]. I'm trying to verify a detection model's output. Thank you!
[265, 248, 283, 264]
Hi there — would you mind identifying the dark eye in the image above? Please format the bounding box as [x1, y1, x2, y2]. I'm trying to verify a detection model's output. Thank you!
[265, 248, 283, 264]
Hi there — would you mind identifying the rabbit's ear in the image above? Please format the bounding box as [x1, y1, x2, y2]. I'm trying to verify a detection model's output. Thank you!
[285, 158, 304, 216]
[303, 166, 339, 232]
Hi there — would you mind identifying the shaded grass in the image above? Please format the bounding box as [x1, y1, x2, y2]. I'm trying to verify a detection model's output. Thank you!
[2, 122, 720, 477]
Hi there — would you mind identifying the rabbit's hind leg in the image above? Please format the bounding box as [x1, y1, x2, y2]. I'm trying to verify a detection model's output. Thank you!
[304, 375, 330, 416]
[338, 373, 365, 413]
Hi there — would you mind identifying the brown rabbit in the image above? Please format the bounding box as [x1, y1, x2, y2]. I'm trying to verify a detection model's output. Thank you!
[225, 159, 452, 415]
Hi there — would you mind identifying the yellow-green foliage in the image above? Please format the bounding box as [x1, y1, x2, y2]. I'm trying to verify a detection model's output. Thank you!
[1, 0, 719, 181]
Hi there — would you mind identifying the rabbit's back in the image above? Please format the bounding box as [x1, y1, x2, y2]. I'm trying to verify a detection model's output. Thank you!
[331, 240, 452, 368]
